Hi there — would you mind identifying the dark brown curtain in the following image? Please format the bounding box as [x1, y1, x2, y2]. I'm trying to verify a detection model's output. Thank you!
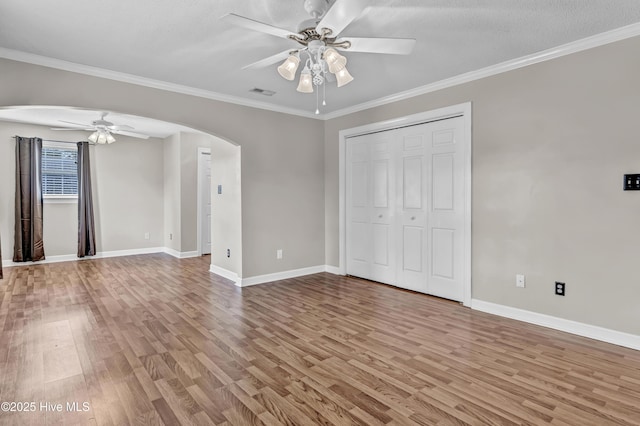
[77, 142, 96, 257]
[13, 136, 45, 262]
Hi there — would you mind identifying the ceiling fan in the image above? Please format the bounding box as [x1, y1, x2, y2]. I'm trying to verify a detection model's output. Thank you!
[222, 0, 416, 113]
[51, 112, 149, 144]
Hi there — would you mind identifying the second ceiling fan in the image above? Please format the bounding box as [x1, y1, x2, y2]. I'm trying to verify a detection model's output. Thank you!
[222, 0, 416, 113]
[52, 112, 149, 144]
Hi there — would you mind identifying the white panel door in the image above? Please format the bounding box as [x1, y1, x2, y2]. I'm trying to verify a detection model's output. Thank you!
[395, 127, 428, 292]
[370, 135, 395, 284]
[346, 133, 396, 284]
[427, 117, 465, 301]
[346, 137, 371, 279]
[346, 115, 467, 302]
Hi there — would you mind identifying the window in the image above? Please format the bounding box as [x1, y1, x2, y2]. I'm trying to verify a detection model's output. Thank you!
[42, 143, 78, 198]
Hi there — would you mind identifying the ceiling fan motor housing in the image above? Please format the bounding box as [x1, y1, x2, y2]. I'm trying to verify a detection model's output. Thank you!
[303, 0, 329, 19]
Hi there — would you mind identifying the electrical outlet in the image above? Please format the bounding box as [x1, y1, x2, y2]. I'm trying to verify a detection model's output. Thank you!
[555, 281, 565, 296]
[516, 274, 525, 288]
[277, 249, 283, 259]
[227, 249, 230, 258]
[169, 233, 173, 240]
[144, 232, 150, 240]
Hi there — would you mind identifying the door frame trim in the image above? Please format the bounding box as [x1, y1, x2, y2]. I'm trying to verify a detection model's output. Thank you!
[196, 147, 212, 257]
[338, 102, 472, 306]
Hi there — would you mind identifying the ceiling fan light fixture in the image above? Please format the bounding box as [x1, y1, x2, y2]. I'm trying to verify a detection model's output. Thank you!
[97, 131, 108, 144]
[296, 66, 314, 93]
[87, 131, 99, 143]
[89, 129, 116, 144]
[323, 48, 347, 73]
[335, 67, 354, 87]
[277, 54, 300, 81]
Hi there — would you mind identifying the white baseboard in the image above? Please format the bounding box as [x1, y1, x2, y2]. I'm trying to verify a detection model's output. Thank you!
[209, 264, 239, 283]
[238, 265, 327, 287]
[208, 264, 341, 287]
[163, 248, 199, 259]
[94, 247, 166, 259]
[471, 299, 640, 351]
[1, 247, 167, 268]
[0, 246, 208, 268]
[324, 265, 343, 275]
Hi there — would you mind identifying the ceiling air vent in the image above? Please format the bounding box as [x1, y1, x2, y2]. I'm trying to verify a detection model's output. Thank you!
[249, 88, 276, 96]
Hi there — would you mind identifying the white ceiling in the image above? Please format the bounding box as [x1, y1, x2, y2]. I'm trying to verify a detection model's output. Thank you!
[1, 0, 640, 118]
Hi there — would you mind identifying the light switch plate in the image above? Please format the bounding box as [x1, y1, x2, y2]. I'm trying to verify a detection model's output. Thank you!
[516, 274, 525, 288]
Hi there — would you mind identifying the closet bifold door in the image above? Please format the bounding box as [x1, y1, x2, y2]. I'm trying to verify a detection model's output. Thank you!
[425, 117, 466, 302]
[346, 132, 396, 285]
[395, 124, 429, 293]
[346, 115, 466, 302]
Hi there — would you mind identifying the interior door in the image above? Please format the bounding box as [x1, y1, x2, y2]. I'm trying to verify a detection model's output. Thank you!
[396, 125, 428, 293]
[369, 133, 395, 285]
[346, 132, 395, 284]
[427, 117, 465, 301]
[346, 115, 467, 302]
[346, 136, 370, 279]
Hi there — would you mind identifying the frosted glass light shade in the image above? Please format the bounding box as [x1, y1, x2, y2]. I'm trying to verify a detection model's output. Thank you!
[296, 68, 314, 93]
[89, 129, 115, 144]
[323, 47, 346, 73]
[335, 67, 354, 87]
[277, 55, 300, 80]
[97, 132, 107, 144]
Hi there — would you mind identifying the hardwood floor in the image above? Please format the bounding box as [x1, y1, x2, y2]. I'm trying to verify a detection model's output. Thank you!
[1, 254, 639, 425]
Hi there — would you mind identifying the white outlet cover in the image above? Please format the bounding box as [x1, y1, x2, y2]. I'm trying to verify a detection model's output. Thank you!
[516, 274, 526, 288]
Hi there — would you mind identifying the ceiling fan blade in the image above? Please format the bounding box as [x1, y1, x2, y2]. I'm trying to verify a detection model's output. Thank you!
[242, 49, 294, 70]
[316, 0, 367, 37]
[58, 120, 92, 128]
[342, 37, 416, 55]
[221, 13, 295, 39]
[51, 127, 94, 131]
[111, 130, 149, 139]
[109, 124, 134, 131]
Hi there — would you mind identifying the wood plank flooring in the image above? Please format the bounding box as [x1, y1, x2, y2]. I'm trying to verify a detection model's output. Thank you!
[1, 254, 639, 425]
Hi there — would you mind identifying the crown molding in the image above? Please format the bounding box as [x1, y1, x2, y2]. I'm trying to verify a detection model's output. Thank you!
[0, 47, 318, 120]
[322, 22, 640, 120]
[2, 22, 640, 122]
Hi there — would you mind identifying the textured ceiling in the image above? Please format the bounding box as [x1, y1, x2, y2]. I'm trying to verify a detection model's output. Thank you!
[1, 0, 640, 118]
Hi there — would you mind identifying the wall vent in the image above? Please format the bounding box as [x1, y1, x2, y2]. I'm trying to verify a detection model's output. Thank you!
[249, 88, 276, 96]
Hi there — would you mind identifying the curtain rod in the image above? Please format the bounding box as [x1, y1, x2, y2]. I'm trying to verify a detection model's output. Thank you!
[12, 136, 94, 145]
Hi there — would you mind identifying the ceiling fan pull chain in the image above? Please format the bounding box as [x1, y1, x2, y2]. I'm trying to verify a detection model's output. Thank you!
[323, 79, 326, 106]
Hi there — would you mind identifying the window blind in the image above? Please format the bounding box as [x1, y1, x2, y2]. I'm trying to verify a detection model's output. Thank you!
[42, 147, 78, 196]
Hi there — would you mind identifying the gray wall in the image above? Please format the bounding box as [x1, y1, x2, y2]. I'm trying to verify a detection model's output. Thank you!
[0, 58, 326, 278]
[325, 36, 640, 335]
[210, 138, 242, 276]
[163, 133, 181, 251]
[0, 121, 165, 258]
